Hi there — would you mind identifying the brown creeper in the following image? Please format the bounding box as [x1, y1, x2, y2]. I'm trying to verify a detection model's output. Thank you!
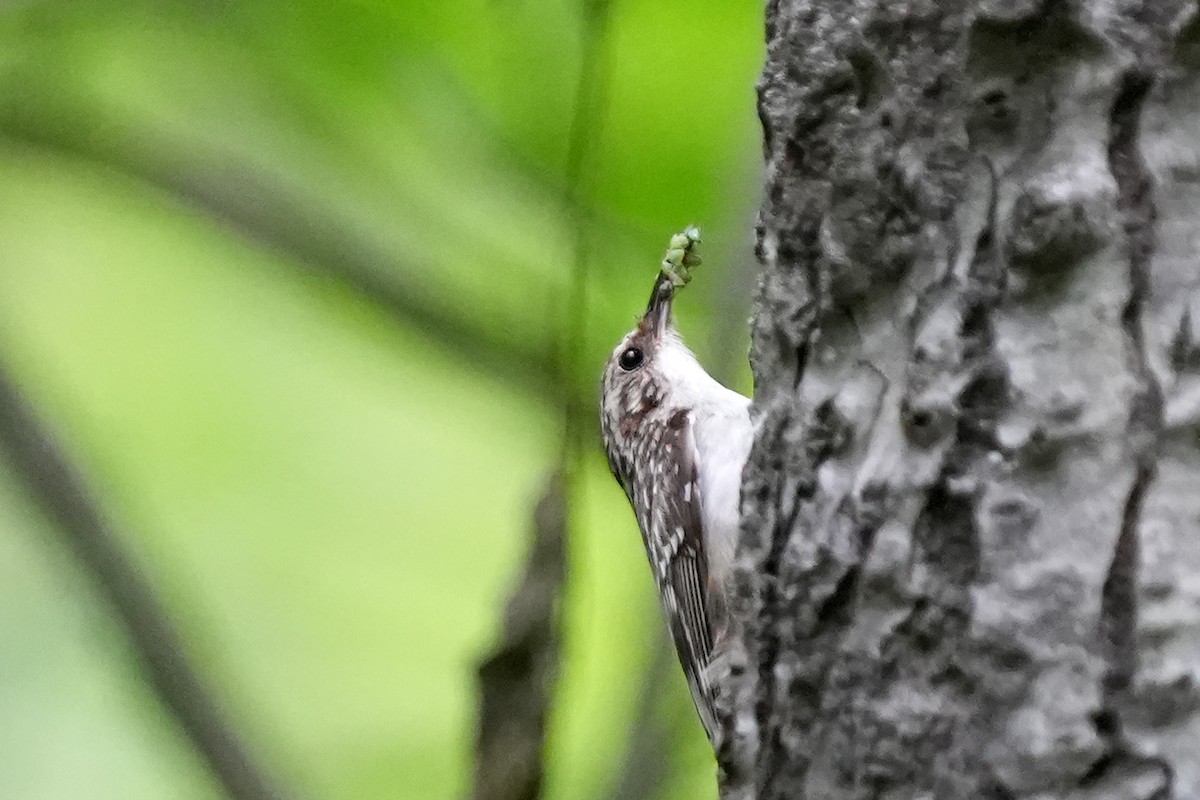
[599, 228, 751, 743]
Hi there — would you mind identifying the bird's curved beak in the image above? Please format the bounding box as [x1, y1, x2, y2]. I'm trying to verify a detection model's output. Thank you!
[642, 274, 674, 340]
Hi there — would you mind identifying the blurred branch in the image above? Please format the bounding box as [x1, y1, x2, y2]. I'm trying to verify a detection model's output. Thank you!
[471, 0, 617, 772]
[471, 473, 567, 800]
[472, 3, 617, 800]
[605, 631, 676, 800]
[471, 0, 614, 779]
[0, 119, 556, 399]
[560, 0, 614, 466]
[0, 356, 296, 800]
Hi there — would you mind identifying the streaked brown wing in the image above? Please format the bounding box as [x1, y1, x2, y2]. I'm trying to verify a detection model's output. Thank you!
[639, 410, 717, 740]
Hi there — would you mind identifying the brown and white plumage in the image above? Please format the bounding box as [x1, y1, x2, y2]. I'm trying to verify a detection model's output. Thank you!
[600, 271, 752, 743]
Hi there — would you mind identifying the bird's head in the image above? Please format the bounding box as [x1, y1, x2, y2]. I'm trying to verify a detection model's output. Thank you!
[600, 275, 696, 460]
[600, 226, 705, 476]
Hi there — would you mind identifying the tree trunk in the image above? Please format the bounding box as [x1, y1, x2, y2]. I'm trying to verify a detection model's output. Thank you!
[722, 2, 1200, 798]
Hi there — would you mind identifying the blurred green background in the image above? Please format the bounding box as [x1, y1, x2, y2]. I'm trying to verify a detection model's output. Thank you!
[0, 1, 762, 798]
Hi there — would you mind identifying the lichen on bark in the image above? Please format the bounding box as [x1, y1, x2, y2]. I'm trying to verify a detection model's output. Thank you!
[723, 2, 1200, 798]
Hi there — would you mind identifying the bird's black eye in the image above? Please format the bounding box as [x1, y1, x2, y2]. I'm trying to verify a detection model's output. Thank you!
[618, 346, 645, 371]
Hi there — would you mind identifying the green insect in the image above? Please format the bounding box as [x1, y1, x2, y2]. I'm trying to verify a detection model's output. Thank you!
[661, 225, 702, 288]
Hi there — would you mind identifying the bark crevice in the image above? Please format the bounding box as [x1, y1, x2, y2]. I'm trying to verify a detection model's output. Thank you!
[1102, 63, 1161, 698]
[1088, 62, 1171, 799]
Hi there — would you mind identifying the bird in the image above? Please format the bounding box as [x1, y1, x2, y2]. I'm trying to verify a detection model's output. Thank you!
[599, 227, 752, 744]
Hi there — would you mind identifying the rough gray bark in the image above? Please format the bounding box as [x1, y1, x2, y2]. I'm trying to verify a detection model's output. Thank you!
[722, 2, 1200, 799]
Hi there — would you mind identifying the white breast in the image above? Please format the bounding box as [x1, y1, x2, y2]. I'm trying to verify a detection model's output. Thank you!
[692, 393, 752, 584]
